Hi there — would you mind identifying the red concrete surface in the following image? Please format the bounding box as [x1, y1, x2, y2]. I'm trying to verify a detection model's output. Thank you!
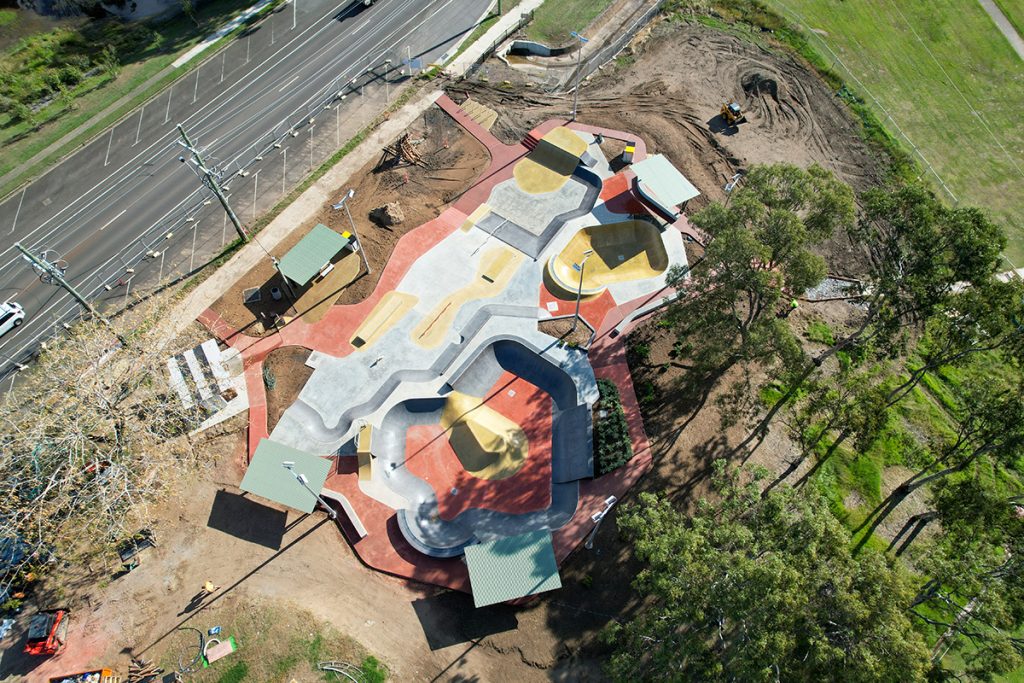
[404, 372, 553, 521]
[538, 284, 618, 338]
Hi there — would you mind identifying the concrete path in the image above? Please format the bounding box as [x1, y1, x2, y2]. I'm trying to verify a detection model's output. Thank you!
[978, 0, 1024, 60]
[446, 0, 547, 77]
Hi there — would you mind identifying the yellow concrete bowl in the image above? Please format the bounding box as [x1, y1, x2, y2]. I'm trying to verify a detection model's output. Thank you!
[547, 220, 670, 297]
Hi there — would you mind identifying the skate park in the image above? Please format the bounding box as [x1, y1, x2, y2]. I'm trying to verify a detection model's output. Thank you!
[200, 93, 703, 606]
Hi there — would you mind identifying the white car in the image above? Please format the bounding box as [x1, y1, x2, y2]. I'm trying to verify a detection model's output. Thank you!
[0, 302, 25, 338]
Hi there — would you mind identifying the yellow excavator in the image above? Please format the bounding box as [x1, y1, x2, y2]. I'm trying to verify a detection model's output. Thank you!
[720, 102, 746, 127]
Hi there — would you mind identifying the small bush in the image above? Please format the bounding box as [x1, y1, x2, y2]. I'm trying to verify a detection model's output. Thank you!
[593, 379, 634, 476]
[804, 319, 835, 345]
[360, 656, 388, 683]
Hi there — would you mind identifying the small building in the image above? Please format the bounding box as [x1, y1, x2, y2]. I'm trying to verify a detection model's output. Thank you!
[276, 223, 354, 290]
[631, 153, 701, 220]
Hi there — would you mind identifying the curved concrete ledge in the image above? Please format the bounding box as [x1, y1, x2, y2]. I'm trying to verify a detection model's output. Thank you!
[547, 219, 670, 297]
[379, 339, 594, 558]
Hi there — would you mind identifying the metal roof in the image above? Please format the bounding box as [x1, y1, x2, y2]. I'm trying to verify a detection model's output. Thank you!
[464, 530, 562, 607]
[239, 438, 332, 513]
[632, 154, 701, 207]
[277, 223, 352, 286]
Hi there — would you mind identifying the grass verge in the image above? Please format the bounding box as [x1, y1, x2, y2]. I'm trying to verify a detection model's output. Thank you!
[525, 0, 616, 45]
[0, 0, 281, 199]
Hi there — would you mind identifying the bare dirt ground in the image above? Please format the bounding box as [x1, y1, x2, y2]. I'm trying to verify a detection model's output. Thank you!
[264, 346, 312, 433]
[1, 20, 895, 683]
[211, 105, 490, 336]
[463, 18, 887, 275]
[538, 318, 593, 348]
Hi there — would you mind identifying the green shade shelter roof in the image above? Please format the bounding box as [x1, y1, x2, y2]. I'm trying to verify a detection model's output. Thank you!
[464, 530, 562, 607]
[632, 153, 701, 206]
[239, 438, 332, 513]
[277, 223, 352, 286]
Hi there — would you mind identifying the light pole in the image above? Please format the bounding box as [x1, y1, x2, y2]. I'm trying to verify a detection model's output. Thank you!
[570, 31, 589, 121]
[570, 248, 594, 333]
[585, 496, 618, 550]
[281, 461, 337, 520]
[333, 189, 371, 274]
[383, 58, 392, 102]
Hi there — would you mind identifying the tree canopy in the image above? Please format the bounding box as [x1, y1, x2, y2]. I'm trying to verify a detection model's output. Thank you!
[606, 462, 931, 682]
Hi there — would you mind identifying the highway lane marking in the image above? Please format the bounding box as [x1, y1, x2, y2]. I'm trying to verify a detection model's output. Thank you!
[165, 87, 173, 123]
[134, 107, 145, 146]
[98, 210, 127, 232]
[194, 69, 200, 103]
[0, 0, 452, 278]
[277, 73, 302, 92]
[9, 188, 25, 235]
[104, 128, 115, 167]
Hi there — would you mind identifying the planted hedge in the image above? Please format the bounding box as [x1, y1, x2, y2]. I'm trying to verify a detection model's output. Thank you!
[594, 379, 634, 476]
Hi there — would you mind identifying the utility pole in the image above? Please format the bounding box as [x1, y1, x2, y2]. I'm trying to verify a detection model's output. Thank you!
[570, 31, 589, 121]
[16, 243, 127, 346]
[177, 124, 248, 243]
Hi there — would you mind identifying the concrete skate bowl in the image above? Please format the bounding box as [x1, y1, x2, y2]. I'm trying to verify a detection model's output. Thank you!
[547, 220, 669, 298]
[377, 339, 594, 558]
[513, 126, 589, 195]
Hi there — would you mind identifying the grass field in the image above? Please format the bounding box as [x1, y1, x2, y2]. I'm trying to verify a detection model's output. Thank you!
[767, 0, 1024, 267]
[525, 0, 616, 45]
[993, 0, 1024, 39]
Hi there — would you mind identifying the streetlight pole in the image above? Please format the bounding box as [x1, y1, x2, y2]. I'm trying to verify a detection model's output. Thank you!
[333, 189, 371, 274]
[177, 124, 248, 243]
[16, 243, 127, 346]
[282, 462, 337, 520]
[570, 31, 589, 121]
[570, 249, 593, 333]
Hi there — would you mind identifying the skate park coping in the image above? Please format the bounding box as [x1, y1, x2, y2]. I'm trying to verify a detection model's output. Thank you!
[240, 438, 332, 513]
[277, 223, 353, 287]
[464, 530, 562, 607]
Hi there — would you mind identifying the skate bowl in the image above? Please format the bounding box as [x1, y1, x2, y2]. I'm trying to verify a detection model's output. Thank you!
[373, 338, 596, 558]
[547, 220, 670, 298]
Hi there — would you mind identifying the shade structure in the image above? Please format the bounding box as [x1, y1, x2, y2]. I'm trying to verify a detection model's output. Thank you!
[277, 223, 352, 287]
[631, 153, 700, 217]
[240, 438, 332, 513]
[464, 530, 562, 607]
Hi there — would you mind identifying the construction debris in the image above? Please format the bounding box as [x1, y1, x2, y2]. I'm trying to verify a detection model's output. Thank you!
[371, 202, 405, 227]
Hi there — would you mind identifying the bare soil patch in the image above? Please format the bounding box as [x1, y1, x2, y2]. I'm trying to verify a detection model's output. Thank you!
[538, 317, 593, 348]
[210, 104, 490, 336]
[263, 346, 312, 434]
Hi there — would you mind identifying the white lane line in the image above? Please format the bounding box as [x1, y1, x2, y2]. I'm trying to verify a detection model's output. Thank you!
[193, 69, 200, 103]
[134, 106, 145, 146]
[9, 188, 25, 235]
[221, 51, 226, 83]
[104, 128, 115, 166]
[165, 88, 173, 123]
[277, 73, 302, 92]
[98, 209, 127, 231]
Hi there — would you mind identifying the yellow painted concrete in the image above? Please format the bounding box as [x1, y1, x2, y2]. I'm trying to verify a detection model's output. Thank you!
[350, 290, 419, 350]
[411, 245, 523, 349]
[441, 391, 527, 480]
[295, 252, 361, 324]
[357, 424, 373, 454]
[548, 220, 670, 298]
[460, 203, 491, 232]
[513, 127, 588, 195]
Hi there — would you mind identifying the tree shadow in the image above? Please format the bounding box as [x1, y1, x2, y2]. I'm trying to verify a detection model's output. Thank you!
[411, 591, 518, 651]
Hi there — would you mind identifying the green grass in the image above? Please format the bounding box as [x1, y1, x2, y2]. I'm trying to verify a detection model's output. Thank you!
[525, 0, 616, 45]
[0, 10, 16, 29]
[804, 318, 835, 345]
[0, 0, 275, 197]
[993, 0, 1024, 39]
[762, 0, 1024, 266]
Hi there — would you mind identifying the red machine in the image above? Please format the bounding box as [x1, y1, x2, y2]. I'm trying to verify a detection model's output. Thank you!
[23, 609, 70, 656]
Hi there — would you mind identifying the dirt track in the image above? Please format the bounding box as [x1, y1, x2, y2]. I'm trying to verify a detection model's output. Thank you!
[461, 20, 886, 273]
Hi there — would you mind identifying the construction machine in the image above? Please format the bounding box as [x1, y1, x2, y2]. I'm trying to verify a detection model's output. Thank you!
[720, 102, 746, 127]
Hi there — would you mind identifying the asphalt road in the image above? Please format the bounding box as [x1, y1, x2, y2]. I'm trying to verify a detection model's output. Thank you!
[0, 0, 490, 375]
